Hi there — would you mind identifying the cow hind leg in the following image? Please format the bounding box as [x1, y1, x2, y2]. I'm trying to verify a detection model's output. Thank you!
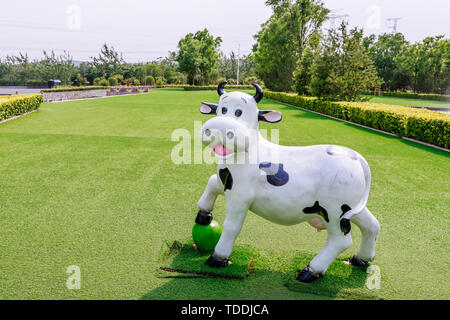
[349, 207, 380, 265]
[297, 213, 353, 283]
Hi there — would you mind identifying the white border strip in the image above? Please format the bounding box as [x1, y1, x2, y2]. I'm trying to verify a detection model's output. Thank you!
[267, 98, 450, 153]
[0, 109, 38, 125]
[46, 92, 151, 103]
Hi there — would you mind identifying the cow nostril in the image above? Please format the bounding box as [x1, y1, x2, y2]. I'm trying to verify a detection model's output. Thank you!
[227, 131, 234, 139]
[205, 129, 211, 137]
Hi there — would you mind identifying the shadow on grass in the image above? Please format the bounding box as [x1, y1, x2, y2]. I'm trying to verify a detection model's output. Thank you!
[398, 138, 450, 157]
[156, 240, 254, 280]
[141, 243, 378, 300]
[286, 253, 381, 300]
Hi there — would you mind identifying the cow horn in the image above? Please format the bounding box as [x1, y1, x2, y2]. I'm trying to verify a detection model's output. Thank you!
[217, 81, 227, 96]
[253, 83, 263, 103]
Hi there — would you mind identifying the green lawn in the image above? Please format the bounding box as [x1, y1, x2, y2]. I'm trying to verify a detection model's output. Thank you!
[0, 88, 448, 299]
[363, 95, 450, 108]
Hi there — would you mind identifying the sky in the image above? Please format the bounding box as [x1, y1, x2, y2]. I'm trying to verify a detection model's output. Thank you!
[0, 0, 448, 63]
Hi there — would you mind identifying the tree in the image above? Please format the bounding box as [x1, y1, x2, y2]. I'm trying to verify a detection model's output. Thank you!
[364, 33, 408, 91]
[310, 23, 381, 101]
[40, 50, 76, 86]
[253, 0, 329, 91]
[176, 29, 222, 85]
[293, 31, 320, 95]
[218, 52, 256, 84]
[91, 43, 125, 79]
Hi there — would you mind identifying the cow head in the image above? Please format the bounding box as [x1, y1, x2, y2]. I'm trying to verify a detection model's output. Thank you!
[200, 81, 282, 160]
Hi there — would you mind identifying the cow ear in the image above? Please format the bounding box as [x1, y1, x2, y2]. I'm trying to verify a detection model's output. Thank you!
[200, 102, 218, 115]
[258, 110, 282, 123]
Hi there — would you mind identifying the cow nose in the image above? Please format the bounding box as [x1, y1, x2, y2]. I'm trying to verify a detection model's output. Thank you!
[226, 131, 234, 140]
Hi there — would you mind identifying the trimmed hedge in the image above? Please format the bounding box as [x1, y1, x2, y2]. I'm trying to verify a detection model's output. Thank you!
[265, 91, 450, 149]
[367, 91, 450, 102]
[183, 85, 254, 91]
[0, 94, 43, 122]
[41, 86, 110, 93]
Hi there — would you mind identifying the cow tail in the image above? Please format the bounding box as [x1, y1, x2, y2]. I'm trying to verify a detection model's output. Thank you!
[341, 154, 371, 221]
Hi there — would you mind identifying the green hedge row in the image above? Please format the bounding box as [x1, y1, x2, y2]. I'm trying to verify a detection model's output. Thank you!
[370, 91, 450, 101]
[183, 85, 254, 91]
[0, 94, 43, 122]
[41, 86, 110, 93]
[265, 91, 450, 149]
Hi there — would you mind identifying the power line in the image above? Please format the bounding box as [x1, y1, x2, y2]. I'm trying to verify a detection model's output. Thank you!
[0, 20, 262, 38]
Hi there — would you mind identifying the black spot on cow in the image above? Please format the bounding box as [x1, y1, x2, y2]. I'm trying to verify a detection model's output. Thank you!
[340, 219, 351, 235]
[219, 168, 233, 191]
[340, 204, 352, 235]
[259, 162, 289, 187]
[340, 204, 352, 218]
[302, 201, 329, 223]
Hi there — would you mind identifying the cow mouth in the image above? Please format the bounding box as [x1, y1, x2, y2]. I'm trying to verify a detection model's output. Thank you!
[212, 143, 234, 158]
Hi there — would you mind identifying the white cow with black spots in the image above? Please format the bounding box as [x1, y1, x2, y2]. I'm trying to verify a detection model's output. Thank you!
[196, 82, 380, 282]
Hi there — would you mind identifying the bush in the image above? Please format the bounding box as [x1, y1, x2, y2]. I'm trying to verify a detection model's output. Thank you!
[108, 77, 119, 86]
[99, 79, 109, 86]
[244, 76, 259, 85]
[93, 77, 107, 86]
[265, 91, 450, 149]
[381, 91, 450, 102]
[41, 86, 109, 93]
[145, 76, 155, 85]
[123, 78, 139, 86]
[155, 77, 166, 86]
[0, 94, 43, 122]
[78, 76, 88, 86]
[183, 85, 254, 91]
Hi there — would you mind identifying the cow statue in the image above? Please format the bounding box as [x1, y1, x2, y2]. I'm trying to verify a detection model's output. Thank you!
[196, 82, 380, 282]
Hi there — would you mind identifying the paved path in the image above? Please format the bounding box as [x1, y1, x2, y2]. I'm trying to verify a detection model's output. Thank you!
[0, 86, 44, 95]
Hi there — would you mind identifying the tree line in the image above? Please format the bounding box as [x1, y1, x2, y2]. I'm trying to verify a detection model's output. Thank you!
[0, 35, 256, 88]
[253, 0, 449, 100]
[0, 0, 448, 101]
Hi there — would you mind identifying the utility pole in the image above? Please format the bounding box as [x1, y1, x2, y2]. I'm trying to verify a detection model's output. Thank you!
[327, 8, 349, 29]
[386, 17, 402, 33]
[237, 44, 240, 85]
[328, 14, 349, 29]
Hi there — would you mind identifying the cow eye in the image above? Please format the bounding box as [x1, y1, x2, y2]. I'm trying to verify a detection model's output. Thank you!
[222, 107, 228, 115]
[235, 109, 242, 117]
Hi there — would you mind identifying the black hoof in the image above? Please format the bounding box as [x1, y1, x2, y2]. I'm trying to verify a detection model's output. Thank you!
[195, 211, 212, 226]
[206, 254, 229, 268]
[296, 266, 321, 283]
[349, 254, 368, 267]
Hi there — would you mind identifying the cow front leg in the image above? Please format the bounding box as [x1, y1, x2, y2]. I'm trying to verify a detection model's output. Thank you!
[196, 174, 223, 223]
[297, 217, 353, 282]
[206, 199, 250, 268]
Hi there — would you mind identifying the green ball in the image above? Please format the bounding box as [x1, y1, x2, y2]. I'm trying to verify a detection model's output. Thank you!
[192, 220, 222, 252]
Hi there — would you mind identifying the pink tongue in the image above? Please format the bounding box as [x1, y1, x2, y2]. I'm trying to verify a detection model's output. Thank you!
[213, 144, 232, 156]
